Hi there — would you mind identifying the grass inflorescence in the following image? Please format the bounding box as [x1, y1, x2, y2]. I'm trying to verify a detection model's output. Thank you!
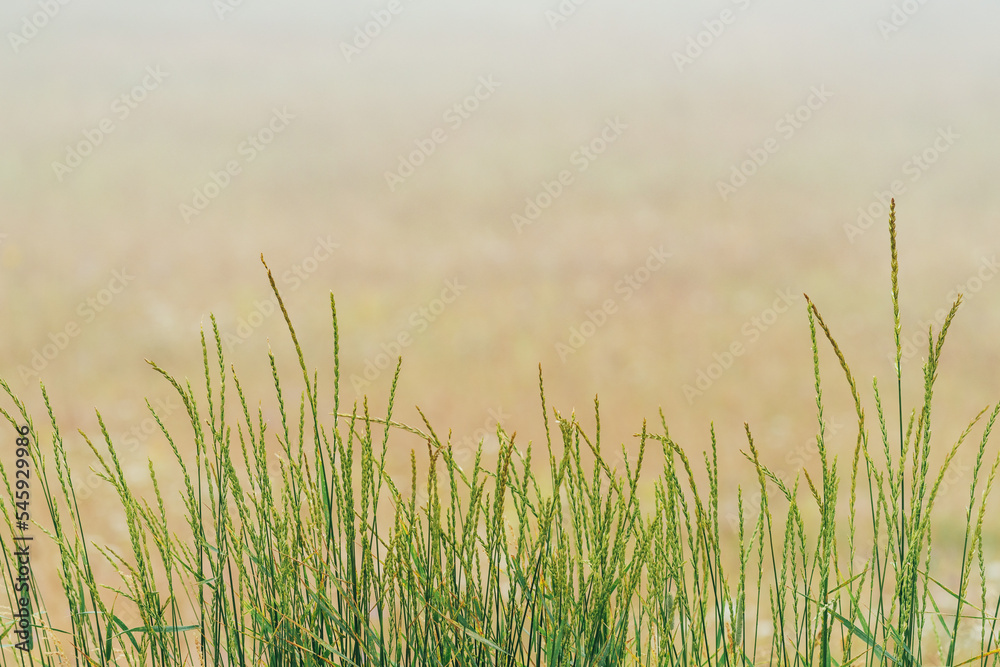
[2, 203, 999, 665]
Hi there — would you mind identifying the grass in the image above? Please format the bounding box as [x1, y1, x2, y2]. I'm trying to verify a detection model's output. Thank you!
[1, 201, 999, 666]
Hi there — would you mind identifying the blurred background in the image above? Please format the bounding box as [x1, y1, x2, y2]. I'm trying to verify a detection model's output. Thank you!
[2, 0, 1000, 612]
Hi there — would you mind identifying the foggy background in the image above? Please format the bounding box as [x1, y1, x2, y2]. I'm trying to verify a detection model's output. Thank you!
[2, 0, 1000, 606]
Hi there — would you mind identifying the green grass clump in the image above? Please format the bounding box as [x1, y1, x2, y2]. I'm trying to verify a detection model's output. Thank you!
[2, 202, 999, 666]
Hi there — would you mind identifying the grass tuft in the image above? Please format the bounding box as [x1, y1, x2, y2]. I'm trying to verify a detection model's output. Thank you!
[2, 206, 999, 666]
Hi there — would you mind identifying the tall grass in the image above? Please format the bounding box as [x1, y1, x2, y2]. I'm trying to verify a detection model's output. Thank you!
[2, 203, 999, 665]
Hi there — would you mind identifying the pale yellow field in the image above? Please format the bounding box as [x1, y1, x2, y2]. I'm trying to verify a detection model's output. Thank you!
[2, 0, 1000, 624]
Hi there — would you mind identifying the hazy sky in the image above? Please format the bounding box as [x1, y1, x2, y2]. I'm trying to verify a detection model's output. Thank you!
[3, 0, 999, 486]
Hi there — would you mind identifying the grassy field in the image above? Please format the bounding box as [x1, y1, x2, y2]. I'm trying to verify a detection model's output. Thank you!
[4, 6, 1000, 663]
[2, 204, 999, 665]
[4, 9, 1000, 617]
